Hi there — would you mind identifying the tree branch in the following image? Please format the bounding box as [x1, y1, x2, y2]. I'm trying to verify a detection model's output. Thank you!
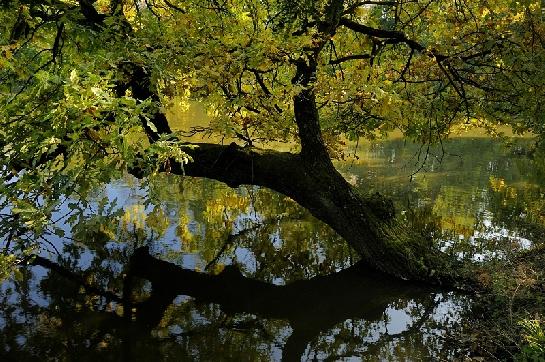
[292, 58, 335, 167]
[330, 53, 371, 64]
[167, 142, 300, 191]
[163, 0, 186, 13]
[339, 17, 448, 61]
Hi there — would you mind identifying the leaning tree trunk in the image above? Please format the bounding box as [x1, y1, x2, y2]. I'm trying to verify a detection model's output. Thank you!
[132, 59, 457, 284]
[170, 142, 449, 283]
[120, 21, 457, 285]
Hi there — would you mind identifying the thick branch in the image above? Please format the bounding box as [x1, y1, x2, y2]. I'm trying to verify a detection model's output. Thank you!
[147, 141, 460, 284]
[171, 142, 300, 191]
[78, 0, 106, 27]
[288, 1, 347, 167]
[339, 18, 448, 61]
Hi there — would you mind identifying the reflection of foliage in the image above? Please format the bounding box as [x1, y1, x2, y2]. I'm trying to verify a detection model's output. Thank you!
[486, 172, 545, 246]
[0, 172, 467, 361]
[340, 137, 545, 358]
[2, 136, 545, 359]
[134, 174, 356, 280]
[340, 137, 545, 254]
[157, 302, 289, 361]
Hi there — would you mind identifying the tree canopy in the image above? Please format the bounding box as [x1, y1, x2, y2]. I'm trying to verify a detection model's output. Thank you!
[2, 0, 545, 280]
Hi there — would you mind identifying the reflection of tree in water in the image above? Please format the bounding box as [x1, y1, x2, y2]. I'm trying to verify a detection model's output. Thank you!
[136, 247, 469, 361]
[2, 137, 544, 361]
[144, 176, 357, 281]
[0, 176, 465, 360]
[1, 246, 462, 361]
[9, 136, 544, 361]
[484, 147, 545, 246]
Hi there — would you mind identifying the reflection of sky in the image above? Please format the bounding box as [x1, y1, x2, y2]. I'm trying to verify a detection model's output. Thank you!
[235, 247, 257, 273]
[0, 265, 51, 332]
[478, 215, 532, 249]
[5, 138, 540, 280]
[440, 211, 533, 262]
[1, 175, 154, 334]
[5, 170, 467, 358]
[305, 292, 467, 360]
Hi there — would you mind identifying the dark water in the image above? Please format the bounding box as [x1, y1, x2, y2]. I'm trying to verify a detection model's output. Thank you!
[1, 137, 544, 361]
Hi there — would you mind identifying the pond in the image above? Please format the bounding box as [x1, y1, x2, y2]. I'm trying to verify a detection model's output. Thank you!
[1, 134, 544, 361]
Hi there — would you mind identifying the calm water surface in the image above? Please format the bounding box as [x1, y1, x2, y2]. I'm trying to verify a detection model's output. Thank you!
[1, 136, 544, 361]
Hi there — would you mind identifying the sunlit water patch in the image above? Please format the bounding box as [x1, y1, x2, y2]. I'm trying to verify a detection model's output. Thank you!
[338, 137, 545, 260]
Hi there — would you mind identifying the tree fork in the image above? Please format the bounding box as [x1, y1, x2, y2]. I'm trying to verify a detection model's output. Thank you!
[71, 0, 466, 285]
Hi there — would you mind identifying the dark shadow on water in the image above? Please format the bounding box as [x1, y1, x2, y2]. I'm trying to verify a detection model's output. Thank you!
[129, 247, 440, 361]
[0, 246, 451, 361]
